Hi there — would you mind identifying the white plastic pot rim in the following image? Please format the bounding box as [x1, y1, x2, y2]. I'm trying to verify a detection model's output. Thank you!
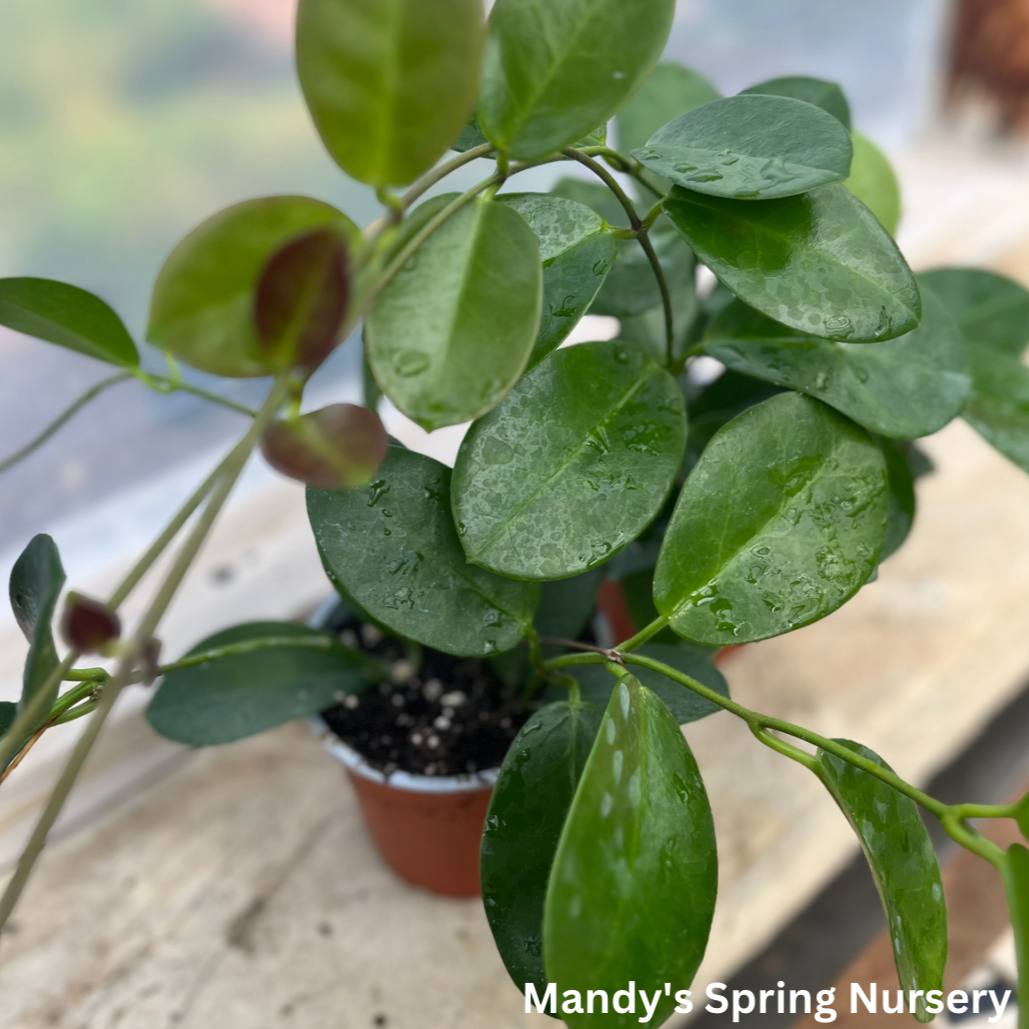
[308, 716, 499, 794]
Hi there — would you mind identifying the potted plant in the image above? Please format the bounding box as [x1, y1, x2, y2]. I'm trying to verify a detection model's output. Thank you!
[4, 0, 1029, 1024]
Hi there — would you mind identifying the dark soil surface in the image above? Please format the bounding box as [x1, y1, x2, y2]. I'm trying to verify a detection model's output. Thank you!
[319, 606, 529, 777]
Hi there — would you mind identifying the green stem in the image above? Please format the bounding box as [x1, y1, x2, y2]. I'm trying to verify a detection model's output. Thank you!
[561, 148, 674, 365]
[0, 652, 80, 772]
[138, 373, 257, 418]
[0, 373, 133, 475]
[0, 376, 291, 933]
[616, 615, 669, 653]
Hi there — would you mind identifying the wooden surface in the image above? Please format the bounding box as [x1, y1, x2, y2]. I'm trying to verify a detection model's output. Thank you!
[5, 143, 1029, 1026]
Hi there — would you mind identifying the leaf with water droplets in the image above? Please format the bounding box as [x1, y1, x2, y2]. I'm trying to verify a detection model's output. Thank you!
[544, 674, 717, 1025]
[481, 700, 605, 993]
[498, 193, 618, 369]
[478, 0, 675, 161]
[817, 739, 946, 1022]
[702, 284, 970, 439]
[308, 445, 537, 656]
[654, 392, 888, 645]
[845, 132, 901, 235]
[366, 197, 542, 431]
[147, 622, 370, 745]
[452, 341, 686, 580]
[663, 182, 921, 342]
[740, 75, 851, 129]
[633, 95, 853, 200]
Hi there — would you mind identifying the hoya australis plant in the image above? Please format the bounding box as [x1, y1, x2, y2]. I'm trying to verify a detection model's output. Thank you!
[3, 0, 1029, 1024]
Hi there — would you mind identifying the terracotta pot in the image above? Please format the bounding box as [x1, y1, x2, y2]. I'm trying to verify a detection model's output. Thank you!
[313, 722, 497, 897]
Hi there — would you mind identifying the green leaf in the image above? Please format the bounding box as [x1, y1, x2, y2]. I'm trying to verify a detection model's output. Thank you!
[633, 95, 853, 200]
[817, 739, 947, 1022]
[296, 0, 485, 187]
[478, 0, 675, 161]
[1001, 845, 1029, 1026]
[663, 182, 921, 342]
[569, 643, 729, 724]
[702, 286, 970, 439]
[616, 62, 721, 157]
[366, 197, 542, 431]
[920, 267, 1029, 358]
[498, 193, 618, 368]
[879, 438, 917, 562]
[654, 392, 888, 645]
[0, 278, 138, 368]
[452, 341, 686, 580]
[960, 347, 1029, 474]
[550, 177, 625, 227]
[740, 75, 852, 130]
[149, 196, 358, 379]
[481, 700, 605, 992]
[308, 445, 538, 656]
[147, 622, 368, 746]
[845, 132, 901, 235]
[9, 535, 66, 721]
[544, 675, 717, 1025]
[534, 567, 606, 643]
[0, 702, 15, 737]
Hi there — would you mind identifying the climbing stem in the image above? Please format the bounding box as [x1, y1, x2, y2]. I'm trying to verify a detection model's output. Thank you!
[616, 615, 669, 653]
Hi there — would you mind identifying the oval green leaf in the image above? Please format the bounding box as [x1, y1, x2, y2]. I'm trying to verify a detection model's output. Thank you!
[960, 347, 1029, 474]
[569, 643, 730, 724]
[702, 286, 970, 439]
[9, 534, 66, 720]
[1001, 845, 1029, 1026]
[498, 193, 618, 368]
[534, 567, 606, 643]
[845, 132, 901, 235]
[366, 197, 542, 431]
[147, 622, 369, 745]
[149, 196, 358, 378]
[740, 75, 851, 130]
[633, 95, 853, 200]
[663, 182, 921, 342]
[296, 0, 485, 187]
[817, 739, 947, 1022]
[921, 267, 1029, 358]
[481, 699, 605, 992]
[879, 438, 917, 562]
[308, 445, 538, 656]
[452, 341, 687, 580]
[654, 392, 888, 645]
[478, 0, 675, 161]
[544, 675, 718, 1025]
[0, 278, 138, 368]
[616, 62, 722, 157]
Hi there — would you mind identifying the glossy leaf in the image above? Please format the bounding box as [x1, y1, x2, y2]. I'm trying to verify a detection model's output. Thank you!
[703, 287, 969, 439]
[147, 622, 368, 745]
[478, 0, 675, 161]
[544, 676, 717, 1026]
[498, 193, 618, 368]
[817, 739, 947, 1021]
[0, 278, 138, 368]
[740, 75, 851, 130]
[920, 267, 1029, 358]
[10, 534, 66, 720]
[550, 177, 625, 227]
[452, 341, 686, 580]
[254, 228, 350, 370]
[261, 404, 388, 489]
[570, 643, 729, 724]
[880, 438, 917, 562]
[663, 182, 921, 343]
[534, 567, 606, 643]
[961, 348, 1029, 474]
[633, 95, 853, 200]
[616, 62, 721, 157]
[1001, 845, 1029, 1027]
[845, 132, 901, 235]
[308, 445, 538, 656]
[149, 196, 358, 378]
[654, 393, 888, 645]
[365, 197, 542, 431]
[481, 700, 605, 992]
[296, 0, 484, 187]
